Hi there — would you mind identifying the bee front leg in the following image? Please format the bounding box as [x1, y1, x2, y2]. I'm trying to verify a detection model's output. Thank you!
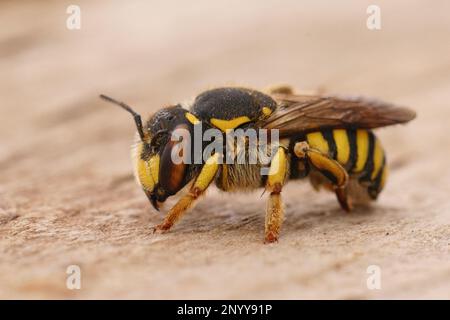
[264, 147, 289, 243]
[153, 153, 221, 234]
[152, 191, 199, 234]
[293, 141, 351, 211]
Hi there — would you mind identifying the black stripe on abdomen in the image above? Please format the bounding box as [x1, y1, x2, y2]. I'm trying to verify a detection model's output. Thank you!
[368, 155, 386, 199]
[346, 129, 358, 171]
[321, 130, 337, 159]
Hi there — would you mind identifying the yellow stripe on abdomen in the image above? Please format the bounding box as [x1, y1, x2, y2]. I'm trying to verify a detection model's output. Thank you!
[333, 129, 350, 165]
[354, 129, 369, 173]
[306, 132, 329, 154]
[371, 138, 385, 180]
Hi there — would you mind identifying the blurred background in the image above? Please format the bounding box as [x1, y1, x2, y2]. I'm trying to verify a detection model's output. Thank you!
[0, 0, 449, 299]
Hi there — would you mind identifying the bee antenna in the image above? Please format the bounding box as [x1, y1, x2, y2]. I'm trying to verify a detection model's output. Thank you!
[99, 94, 146, 142]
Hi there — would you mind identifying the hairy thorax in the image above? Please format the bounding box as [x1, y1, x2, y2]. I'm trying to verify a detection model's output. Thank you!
[215, 161, 264, 192]
[214, 135, 287, 192]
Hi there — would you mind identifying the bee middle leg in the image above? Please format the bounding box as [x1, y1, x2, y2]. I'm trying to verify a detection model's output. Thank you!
[293, 141, 351, 211]
[264, 147, 289, 243]
[153, 153, 220, 233]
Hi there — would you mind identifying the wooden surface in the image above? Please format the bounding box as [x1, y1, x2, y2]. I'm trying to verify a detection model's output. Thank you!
[1, 0, 449, 299]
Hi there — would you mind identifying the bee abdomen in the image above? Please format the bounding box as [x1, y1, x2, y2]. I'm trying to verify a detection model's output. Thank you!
[304, 128, 388, 199]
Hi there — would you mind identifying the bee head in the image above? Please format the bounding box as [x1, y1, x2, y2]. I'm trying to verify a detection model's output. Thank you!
[100, 95, 194, 211]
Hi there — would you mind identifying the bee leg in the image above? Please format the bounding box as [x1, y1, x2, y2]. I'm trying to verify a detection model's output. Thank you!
[153, 153, 221, 233]
[264, 147, 289, 243]
[152, 191, 198, 234]
[335, 187, 352, 212]
[294, 141, 351, 211]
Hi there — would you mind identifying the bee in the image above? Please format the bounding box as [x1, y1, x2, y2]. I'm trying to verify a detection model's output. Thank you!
[100, 86, 415, 243]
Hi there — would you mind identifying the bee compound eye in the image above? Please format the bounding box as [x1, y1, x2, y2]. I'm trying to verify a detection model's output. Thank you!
[158, 138, 188, 195]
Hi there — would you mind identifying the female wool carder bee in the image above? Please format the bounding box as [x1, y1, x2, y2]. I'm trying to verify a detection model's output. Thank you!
[100, 86, 415, 243]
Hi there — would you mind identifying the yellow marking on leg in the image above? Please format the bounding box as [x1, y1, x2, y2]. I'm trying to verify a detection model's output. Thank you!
[294, 141, 348, 188]
[185, 112, 200, 125]
[333, 129, 350, 165]
[265, 148, 288, 243]
[306, 132, 329, 154]
[267, 147, 288, 189]
[210, 116, 251, 132]
[371, 139, 384, 180]
[308, 149, 348, 187]
[193, 153, 220, 191]
[154, 154, 220, 233]
[354, 129, 369, 172]
[295, 141, 350, 210]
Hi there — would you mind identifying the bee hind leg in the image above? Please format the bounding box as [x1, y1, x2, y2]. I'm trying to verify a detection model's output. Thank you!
[294, 141, 351, 211]
[335, 187, 352, 212]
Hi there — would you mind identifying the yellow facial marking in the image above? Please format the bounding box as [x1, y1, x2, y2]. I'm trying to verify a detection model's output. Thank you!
[194, 153, 220, 191]
[185, 112, 200, 125]
[210, 116, 251, 132]
[137, 161, 153, 191]
[333, 129, 350, 165]
[149, 155, 160, 185]
[268, 147, 287, 187]
[371, 139, 384, 180]
[354, 130, 369, 172]
[135, 143, 160, 191]
[262, 107, 272, 116]
[306, 132, 329, 154]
